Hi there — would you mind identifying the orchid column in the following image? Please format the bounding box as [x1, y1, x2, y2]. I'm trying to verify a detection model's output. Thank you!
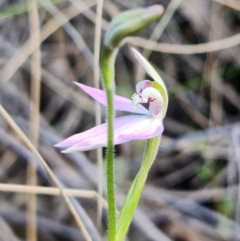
[100, 5, 164, 241]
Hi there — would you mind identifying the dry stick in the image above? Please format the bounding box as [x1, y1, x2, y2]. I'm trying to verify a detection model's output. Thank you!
[209, 61, 223, 126]
[0, 106, 92, 241]
[93, 0, 104, 229]
[27, 0, 41, 240]
[1, 0, 97, 83]
[68, 0, 105, 228]
[158, 185, 239, 202]
[199, 2, 222, 163]
[41, 0, 102, 227]
[0, 183, 109, 209]
[136, 0, 182, 82]
[128, 32, 240, 54]
[202, 1, 221, 129]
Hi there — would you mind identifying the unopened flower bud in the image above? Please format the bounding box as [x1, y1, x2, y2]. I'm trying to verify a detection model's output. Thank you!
[104, 5, 164, 49]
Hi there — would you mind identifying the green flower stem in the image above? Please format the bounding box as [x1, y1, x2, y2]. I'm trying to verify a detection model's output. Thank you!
[116, 136, 161, 241]
[100, 45, 118, 241]
[106, 87, 116, 241]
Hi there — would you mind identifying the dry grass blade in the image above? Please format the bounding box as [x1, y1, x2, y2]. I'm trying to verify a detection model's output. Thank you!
[129, 32, 240, 54]
[0, 106, 92, 241]
[93, 0, 104, 229]
[27, 0, 41, 240]
[201, 1, 222, 129]
[0, 183, 109, 210]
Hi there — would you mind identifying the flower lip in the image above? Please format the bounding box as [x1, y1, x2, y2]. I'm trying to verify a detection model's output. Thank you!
[132, 80, 154, 106]
[131, 48, 168, 118]
[131, 80, 164, 119]
[136, 80, 152, 95]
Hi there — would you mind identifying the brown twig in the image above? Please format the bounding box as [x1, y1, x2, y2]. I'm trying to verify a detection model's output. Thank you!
[128, 32, 240, 54]
[27, 0, 41, 240]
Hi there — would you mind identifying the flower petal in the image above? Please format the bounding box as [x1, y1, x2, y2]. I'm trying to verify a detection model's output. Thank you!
[58, 115, 163, 152]
[55, 123, 107, 148]
[74, 82, 149, 115]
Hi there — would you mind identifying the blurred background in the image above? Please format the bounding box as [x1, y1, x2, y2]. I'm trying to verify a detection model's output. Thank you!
[1, 0, 240, 240]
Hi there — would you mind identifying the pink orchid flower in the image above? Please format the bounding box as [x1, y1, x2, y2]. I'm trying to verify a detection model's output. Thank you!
[55, 49, 168, 153]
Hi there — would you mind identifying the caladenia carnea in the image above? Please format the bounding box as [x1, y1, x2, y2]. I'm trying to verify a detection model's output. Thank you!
[55, 5, 167, 241]
[100, 6, 164, 241]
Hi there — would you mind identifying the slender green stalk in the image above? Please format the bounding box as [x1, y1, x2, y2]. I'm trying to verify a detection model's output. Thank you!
[106, 87, 116, 241]
[100, 46, 118, 241]
[116, 136, 161, 241]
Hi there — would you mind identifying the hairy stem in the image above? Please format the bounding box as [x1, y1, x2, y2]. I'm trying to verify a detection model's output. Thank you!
[100, 46, 118, 241]
[106, 87, 116, 241]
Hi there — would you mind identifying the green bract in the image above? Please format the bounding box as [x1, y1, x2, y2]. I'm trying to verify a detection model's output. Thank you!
[104, 5, 164, 49]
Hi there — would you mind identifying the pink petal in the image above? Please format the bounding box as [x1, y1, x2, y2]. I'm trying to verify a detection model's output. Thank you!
[74, 82, 149, 115]
[58, 115, 163, 152]
[55, 123, 106, 148]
